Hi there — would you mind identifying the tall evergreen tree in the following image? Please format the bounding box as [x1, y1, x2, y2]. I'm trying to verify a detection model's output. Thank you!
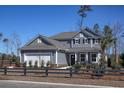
[78, 5, 92, 29]
[100, 25, 114, 65]
[93, 23, 99, 33]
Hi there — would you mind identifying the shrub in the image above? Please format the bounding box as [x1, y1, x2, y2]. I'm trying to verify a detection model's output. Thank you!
[23, 62, 26, 67]
[72, 63, 81, 71]
[15, 61, 20, 67]
[40, 60, 44, 68]
[120, 53, 124, 68]
[34, 61, 38, 68]
[46, 61, 50, 67]
[111, 62, 122, 70]
[29, 60, 32, 68]
[86, 64, 91, 69]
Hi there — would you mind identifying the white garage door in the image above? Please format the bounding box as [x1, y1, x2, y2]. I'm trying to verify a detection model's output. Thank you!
[25, 54, 51, 67]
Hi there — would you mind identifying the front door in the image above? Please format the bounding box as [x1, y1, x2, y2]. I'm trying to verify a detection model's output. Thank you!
[70, 54, 75, 65]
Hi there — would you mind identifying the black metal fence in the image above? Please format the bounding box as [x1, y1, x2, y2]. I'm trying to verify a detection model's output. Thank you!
[0, 67, 124, 79]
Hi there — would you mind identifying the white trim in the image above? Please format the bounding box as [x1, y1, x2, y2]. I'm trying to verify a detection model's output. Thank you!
[79, 53, 85, 62]
[91, 53, 98, 63]
[91, 39, 93, 48]
[86, 53, 88, 62]
[24, 53, 27, 62]
[19, 52, 21, 63]
[55, 50, 58, 66]
[75, 53, 77, 62]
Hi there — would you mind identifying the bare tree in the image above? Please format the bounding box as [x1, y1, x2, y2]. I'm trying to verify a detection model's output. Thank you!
[11, 32, 22, 56]
[112, 22, 124, 64]
[3, 38, 9, 54]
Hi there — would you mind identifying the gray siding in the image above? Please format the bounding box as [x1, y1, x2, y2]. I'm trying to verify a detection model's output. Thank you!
[28, 38, 51, 46]
[58, 52, 67, 65]
[70, 32, 101, 49]
[52, 52, 56, 64]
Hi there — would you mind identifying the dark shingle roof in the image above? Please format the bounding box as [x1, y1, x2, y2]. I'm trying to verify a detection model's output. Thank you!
[50, 28, 101, 40]
[50, 32, 78, 40]
[67, 47, 101, 53]
[21, 44, 57, 51]
[21, 34, 68, 51]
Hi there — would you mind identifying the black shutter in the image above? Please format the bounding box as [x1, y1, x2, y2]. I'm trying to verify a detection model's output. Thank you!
[88, 38, 90, 44]
[79, 39, 80, 44]
[73, 39, 75, 44]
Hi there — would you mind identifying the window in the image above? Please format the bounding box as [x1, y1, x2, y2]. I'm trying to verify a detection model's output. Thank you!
[93, 39, 95, 44]
[80, 53, 85, 62]
[98, 38, 101, 43]
[95, 39, 98, 44]
[85, 39, 88, 43]
[91, 53, 97, 62]
[92, 39, 100, 44]
[82, 39, 85, 44]
[82, 39, 89, 44]
[73, 38, 80, 44]
[88, 38, 90, 44]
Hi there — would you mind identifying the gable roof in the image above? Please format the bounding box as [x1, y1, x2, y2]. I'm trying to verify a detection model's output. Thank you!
[50, 27, 101, 40]
[50, 31, 78, 40]
[21, 34, 68, 51]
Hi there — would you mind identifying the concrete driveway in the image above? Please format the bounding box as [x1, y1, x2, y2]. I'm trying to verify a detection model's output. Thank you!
[0, 80, 112, 88]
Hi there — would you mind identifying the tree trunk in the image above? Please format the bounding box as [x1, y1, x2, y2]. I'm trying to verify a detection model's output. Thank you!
[115, 40, 119, 64]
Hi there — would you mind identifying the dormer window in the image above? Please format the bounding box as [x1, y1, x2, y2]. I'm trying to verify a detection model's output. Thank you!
[37, 38, 42, 43]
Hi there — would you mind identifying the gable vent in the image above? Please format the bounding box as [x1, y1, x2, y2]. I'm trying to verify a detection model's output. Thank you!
[37, 38, 42, 43]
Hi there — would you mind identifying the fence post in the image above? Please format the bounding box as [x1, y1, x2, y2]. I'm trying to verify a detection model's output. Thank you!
[70, 68, 72, 78]
[4, 66, 7, 75]
[24, 63, 27, 76]
[45, 67, 48, 77]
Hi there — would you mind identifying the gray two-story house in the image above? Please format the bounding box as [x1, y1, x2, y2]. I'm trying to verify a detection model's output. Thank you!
[20, 28, 102, 67]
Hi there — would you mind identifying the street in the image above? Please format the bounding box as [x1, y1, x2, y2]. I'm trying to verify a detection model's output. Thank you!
[0, 80, 111, 88]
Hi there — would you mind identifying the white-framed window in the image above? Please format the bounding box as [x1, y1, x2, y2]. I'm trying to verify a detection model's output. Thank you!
[80, 53, 86, 62]
[82, 38, 90, 44]
[95, 39, 99, 44]
[73, 38, 80, 44]
[93, 39, 100, 44]
[91, 53, 97, 62]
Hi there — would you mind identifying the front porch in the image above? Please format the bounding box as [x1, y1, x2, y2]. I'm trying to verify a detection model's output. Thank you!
[68, 52, 101, 65]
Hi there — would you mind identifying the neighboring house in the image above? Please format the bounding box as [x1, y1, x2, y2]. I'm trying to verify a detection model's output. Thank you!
[20, 27, 102, 67]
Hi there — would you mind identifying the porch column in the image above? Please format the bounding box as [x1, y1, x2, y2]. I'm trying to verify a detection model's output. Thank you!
[97, 53, 101, 64]
[55, 50, 58, 67]
[19, 51, 21, 63]
[24, 53, 27, 66]
[24, 53, 26, 63]
[75, 53, 77, 62]
[91, 39, 93, 48]
[86, 53, 88, 63]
